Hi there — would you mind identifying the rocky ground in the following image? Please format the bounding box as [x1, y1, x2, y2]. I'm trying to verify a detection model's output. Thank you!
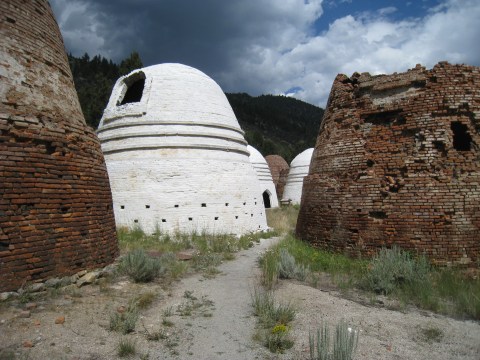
[1, 236, 479, 360]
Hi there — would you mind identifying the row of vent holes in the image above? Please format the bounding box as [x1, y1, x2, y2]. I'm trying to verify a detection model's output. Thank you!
[133, 213, 259, 223]
[120, 202, 259, 210]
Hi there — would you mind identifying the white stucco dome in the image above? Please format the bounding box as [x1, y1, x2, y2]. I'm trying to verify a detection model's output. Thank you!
[97, 63, 268, 234]
[282, 148, 314, 205]
[247, 145, 279, 208]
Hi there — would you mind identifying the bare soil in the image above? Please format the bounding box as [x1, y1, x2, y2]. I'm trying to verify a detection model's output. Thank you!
[1, 236, 479, 360]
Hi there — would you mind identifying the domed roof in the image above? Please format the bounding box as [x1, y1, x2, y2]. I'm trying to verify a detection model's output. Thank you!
[98, 63, 267, 234]
[247, 146, 279, 208]
[265, 155, 289, 172]
[290, 148, 314, 167]
[282, 148, 314, 204]
[98, 63, 247, 155]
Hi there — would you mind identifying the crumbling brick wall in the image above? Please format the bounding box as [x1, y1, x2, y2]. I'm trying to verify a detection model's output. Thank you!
[0, 0, 118, 292]
[296, 62, 479, 266]
[266, 155, 289, 200]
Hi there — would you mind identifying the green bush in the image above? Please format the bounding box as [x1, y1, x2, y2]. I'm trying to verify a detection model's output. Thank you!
[362, 246, 430, 295]
[118, 249, 164, 283]
[278, 248, 308, 281]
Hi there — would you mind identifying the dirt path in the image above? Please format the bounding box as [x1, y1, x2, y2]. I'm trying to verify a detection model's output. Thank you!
[140, 236, 281, 359]
[1, 236, 479, 360]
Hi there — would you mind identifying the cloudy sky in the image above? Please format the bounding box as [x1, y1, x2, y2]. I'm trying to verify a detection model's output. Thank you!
[50, 0, 480, 108]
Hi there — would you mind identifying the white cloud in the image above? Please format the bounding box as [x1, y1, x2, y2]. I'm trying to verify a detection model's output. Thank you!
[223, 0, 480, 107]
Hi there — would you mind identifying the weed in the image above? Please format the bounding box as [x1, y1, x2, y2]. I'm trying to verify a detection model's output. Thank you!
[162, 306, 174, 317]
[251, 287, 295, 328]
[109, 303, 139, 334]
[265, 324, 294, 353]
[418, 324, 444, 343]
[260, 249, 279, 290]
[176, 293, 215, 317]
[117, 249, 164, 283]
[184, 290, 197, 300]
[192, 253, 222, 271]
[117, 338, 136, 357]
[132, 291, 156, 309]
[162, 318, 174, 327]
[266, 206, 299, 234]
[142, 322, 168, 341]
[309, 319, 359, 360]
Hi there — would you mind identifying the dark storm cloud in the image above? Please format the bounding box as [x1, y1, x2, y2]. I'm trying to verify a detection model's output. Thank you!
[50, 0, 480, 107]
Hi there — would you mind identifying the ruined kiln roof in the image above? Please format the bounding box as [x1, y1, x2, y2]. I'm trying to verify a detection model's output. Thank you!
[265, 155, 289, 171]
[97, 63, 248, 156]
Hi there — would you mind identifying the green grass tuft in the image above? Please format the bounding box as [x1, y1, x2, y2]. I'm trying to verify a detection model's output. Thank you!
[117, 338, 136, 357]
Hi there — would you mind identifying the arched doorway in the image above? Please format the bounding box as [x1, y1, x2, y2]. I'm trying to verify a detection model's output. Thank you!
[262, 190, 271, 208]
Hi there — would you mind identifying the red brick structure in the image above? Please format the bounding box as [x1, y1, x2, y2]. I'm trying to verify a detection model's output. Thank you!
[266, 155, 289, 200]
[0, 0, 118, 292]
[296, 62, 479, 266]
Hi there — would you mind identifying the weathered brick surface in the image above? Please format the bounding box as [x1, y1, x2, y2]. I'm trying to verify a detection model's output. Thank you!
[296, 62, 479, 266]
[0, 0, 118, 292]
[265, 155, 289, 200]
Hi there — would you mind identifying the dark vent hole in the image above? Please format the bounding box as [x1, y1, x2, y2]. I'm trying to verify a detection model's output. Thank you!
[0, 241, 9, 251]
[201, 203, 206, 207]
[145, 205, 150, 209]
[174, 204, 179, 208]
[189, 217, 193, 221]
[214, 217, 219, 220]
[134, 219, 138, 223]
[120, 78, 145, 105]
[162, 219, 166, 223]
[451, 122, 472, 151]
[120, 205, 125, 209]
[369, 211, 387, 219]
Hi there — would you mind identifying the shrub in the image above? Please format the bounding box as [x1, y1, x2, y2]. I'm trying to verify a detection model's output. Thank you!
[118, 249, 164, 283]
[309, 319, 359, 360]
[278, 248, 308, 281]
[362, 246, 430, 295]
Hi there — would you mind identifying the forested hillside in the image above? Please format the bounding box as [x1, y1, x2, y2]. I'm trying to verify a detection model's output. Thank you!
[226, 93, 323, 162]
[69, 53, 324, 162]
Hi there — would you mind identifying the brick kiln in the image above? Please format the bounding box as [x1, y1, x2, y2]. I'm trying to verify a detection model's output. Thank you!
[296, 62, 480, 266]
[97, 63, 267, 235]
[0, 0, 118, 292]
[265, 155, 289, 200]
[247, 146, 279, 208]
[282, 148, 314, 205]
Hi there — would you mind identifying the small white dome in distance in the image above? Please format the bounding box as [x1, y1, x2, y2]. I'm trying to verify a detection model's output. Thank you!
[247, 145, 279, 208]
[282, 148, 314, 205]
